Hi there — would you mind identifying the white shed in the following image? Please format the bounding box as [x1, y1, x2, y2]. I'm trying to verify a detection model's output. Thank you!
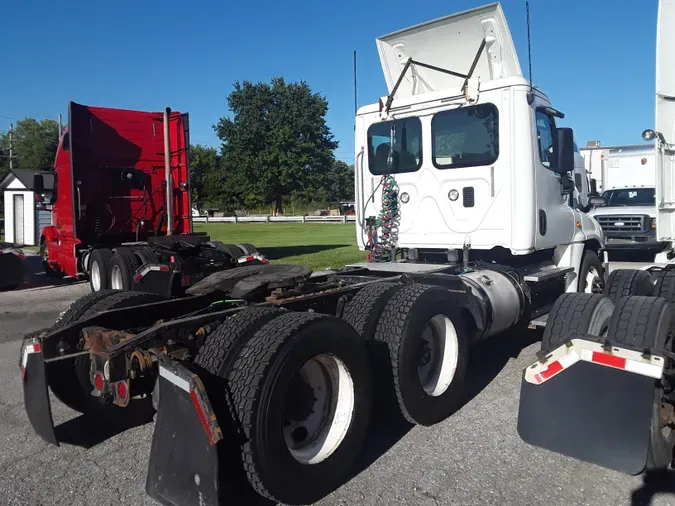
[1, 169, 53, 246]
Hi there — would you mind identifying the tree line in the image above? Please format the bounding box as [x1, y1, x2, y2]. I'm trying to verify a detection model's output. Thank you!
[0, 77, 355, 214]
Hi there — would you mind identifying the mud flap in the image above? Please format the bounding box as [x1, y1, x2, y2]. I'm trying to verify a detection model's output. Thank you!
[21, 340, 58, 446]
[517, 360, 656, 475]
[146, 357, 223, 506]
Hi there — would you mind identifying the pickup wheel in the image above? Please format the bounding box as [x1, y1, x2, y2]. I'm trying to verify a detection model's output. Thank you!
[606, 296, 675, 470]
[578, 250, 604, 293]
[46, 290, 167, 420]
[110, 247, 141, 290]
[603, 269, 654, 303]
[227, 312, 372, 505]
[541, 293, 615, 353]
[89, 248, 113, 292]
[373, 284, 469, 426]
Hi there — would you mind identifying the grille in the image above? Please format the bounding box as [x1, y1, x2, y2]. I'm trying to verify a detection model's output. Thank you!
[595, 215, 646, 234]
[463, 187, 475, 208]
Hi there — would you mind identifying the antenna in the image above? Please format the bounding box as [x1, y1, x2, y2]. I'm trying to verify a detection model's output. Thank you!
[353, 50, 358, 128]
[526, 1, 534, 104]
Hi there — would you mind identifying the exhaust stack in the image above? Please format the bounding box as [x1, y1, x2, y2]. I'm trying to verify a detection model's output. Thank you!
[163, 107, 174, 236]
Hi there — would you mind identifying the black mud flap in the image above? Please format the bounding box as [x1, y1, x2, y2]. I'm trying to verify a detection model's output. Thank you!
[21, 341, 58, 446]
[517, 360, 656, 475]
[146, 357, 223, 506]
[132, 263, 178, 298]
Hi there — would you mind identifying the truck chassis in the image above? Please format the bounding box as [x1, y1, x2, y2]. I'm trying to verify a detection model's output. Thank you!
[21, 255, 584, 505]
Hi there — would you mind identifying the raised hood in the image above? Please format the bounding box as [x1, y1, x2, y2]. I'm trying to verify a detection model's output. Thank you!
[654, 0, 675, 243]
[376, 2, 522, 99]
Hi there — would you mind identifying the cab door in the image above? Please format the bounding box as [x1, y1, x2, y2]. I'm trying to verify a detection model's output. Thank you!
[533, 107, 576, 249]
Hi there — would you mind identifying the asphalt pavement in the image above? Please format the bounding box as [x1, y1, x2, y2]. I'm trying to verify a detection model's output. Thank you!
[1, 258, 675, 505]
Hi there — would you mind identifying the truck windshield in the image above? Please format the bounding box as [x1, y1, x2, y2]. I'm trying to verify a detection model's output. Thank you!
[367, 118, 422, 175]
[432, 103, 499, 169]
[601, 188, 655, 206]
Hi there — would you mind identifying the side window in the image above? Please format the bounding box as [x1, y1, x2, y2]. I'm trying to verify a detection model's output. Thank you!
[62, 132, 70, 151]
[367, 118, 422, 175]
[535, 110, 556, 168]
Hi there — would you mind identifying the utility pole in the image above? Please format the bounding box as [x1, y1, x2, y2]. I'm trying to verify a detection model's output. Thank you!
[8, 123, 13, 170]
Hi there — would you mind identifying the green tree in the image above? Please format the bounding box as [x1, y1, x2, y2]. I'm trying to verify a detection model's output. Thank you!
[0, 118, 60, 170]
[189, 144, 222, 210]
[215, 77, 338, 213]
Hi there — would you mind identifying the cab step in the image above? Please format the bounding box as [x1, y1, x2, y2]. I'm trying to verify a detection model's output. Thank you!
[523, 266, 573, 283]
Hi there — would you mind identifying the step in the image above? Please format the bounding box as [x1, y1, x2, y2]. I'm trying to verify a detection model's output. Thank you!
[529, 313, 548, 328]
[523, 266, 573, 283]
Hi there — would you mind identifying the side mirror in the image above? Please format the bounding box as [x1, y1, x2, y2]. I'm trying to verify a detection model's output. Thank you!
[589, 196, 606, 207]
[551, 127, 575, 174]
[590, 178, 598, 196]
[33, 173, 44, 195]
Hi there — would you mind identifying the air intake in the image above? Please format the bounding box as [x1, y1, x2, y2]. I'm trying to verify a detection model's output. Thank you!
[463, 187, 475, 208]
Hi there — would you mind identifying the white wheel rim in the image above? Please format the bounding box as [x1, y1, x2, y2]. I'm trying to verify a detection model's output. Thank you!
[111, 265, 123, 290]
[91, 261, 102, 291]
[584, 267, 599, 293]
[417, 315, 459, 397]
[282, 354, 355, 465]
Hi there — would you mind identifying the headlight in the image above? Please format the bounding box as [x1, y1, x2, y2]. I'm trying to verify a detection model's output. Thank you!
[651, 218, 656, 230]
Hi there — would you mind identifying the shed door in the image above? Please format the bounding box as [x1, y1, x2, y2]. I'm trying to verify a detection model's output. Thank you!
[14, 194, 24, 245]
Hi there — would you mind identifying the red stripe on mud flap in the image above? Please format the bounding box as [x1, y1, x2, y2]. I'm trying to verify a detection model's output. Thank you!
[591, 351, 626, 370]
[190, 389, 214, 445]
[534, 360, 563, 384]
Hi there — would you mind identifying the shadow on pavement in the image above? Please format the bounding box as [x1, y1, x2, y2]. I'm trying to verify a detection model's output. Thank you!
[6, 254, 83, 291]
[258, 244, 350, 261]
[631, 470, 675, 505]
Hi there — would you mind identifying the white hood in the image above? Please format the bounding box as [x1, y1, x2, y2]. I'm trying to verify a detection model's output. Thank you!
[589, 205, 656, 218]
[376, 2, 522, 98]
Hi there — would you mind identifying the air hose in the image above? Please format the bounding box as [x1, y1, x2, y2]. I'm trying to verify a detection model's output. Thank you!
[367, 174, 400, 262]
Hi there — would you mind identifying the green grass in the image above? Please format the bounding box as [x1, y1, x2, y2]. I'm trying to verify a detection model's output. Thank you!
[195, 223, 365, 270]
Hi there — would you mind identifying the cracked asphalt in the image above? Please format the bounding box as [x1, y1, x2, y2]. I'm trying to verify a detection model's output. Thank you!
[1, 258, 675, 505]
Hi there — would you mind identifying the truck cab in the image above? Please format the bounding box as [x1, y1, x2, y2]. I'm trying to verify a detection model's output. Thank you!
[354, 3, 604, 291]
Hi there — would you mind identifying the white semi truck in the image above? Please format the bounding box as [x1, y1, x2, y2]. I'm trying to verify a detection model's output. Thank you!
[19, 3, 671, 505]
[518, 0, 675, 476]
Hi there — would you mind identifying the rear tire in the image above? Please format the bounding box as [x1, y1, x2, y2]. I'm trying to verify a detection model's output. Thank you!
[46, 290, 167, 420]
[606, 296, 675, 470]
[541, 293, 615, 353]
[654, 270, 675, 303]
[109, 247, 141, 290]
[603, 269, 654, 303]
[341, 282, 403, 339]
[236, 243, 259, 255]
[373, 284, 470, 426]
[89, 248, 113, 292]
[227, 312, 372, 505]
[207, 241, 242, 260]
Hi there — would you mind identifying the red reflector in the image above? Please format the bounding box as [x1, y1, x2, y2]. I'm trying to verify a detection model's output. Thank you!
[535, 360, 563, 383]
[134, 273, 143, 283]
[117, 381, 127, 399]
[170, 256, 176, 263]
[183, 275, 191, 285]
[33, 343, 41, 353]
[190, 389, 214, 445]
[591, 351, 626, 369]
[159, 265, 170, 272]
[94, 374, 104, 391]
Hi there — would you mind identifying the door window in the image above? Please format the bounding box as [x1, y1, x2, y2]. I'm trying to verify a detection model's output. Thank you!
[536, 110, 557, 168]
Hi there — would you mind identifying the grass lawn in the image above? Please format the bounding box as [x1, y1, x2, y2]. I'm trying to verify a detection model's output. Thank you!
[195, 223, 366, 270]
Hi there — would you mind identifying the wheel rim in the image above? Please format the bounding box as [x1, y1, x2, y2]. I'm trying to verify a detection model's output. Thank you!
[111, 265, 123, 290]
[282, 354, 355, 465]
[584, 266, 602, 294]
[41, 243, 48, 263]
[91, 261, 102, 291]
[416, 315, 459, 397]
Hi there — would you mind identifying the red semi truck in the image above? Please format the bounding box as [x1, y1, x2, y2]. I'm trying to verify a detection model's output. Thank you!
[35, 102, 262, 296]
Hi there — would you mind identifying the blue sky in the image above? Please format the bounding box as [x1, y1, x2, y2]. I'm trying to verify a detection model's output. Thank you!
[1, 0, 658, 164]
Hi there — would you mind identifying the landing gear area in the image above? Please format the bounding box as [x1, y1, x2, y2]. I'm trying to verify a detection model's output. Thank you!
[518, 267, 675, 475]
